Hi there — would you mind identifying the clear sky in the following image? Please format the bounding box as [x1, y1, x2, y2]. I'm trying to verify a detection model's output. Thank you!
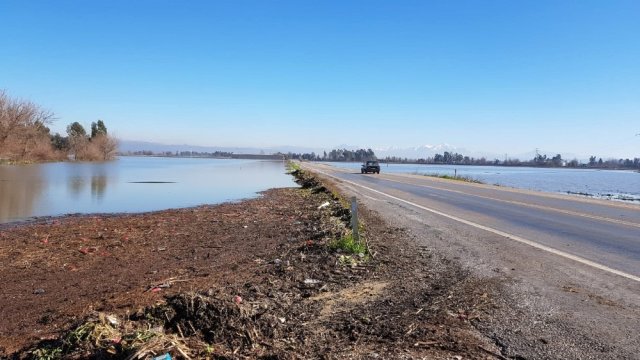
[1, 0, 638, 158]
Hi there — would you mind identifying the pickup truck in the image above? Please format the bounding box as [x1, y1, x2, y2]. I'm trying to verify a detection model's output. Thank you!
[361, 160, 380, 174]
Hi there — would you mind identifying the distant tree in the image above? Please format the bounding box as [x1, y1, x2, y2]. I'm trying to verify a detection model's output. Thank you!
[0, 90, 57, 161]
[50, 133, 69, 151]
[91, 133, 118, 160]
[67, 122, 87, 139]
[90, 120, 107, 138]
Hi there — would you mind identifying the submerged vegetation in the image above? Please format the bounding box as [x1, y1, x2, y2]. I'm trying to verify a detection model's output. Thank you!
[0, 90, 117, 163]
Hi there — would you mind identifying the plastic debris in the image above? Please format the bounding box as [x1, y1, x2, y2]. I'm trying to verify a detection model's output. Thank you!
[33, 288, 45, 295]
[317, 201, 330, 209]
[106, 314, 119, 326]
[234, 295, 243, 304]
[152, 354, 172, 360]
[303, 279, 321, 285]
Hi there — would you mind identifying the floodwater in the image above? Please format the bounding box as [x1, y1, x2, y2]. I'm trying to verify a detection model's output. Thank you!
[323, 162, 640, 202]
[0, 157, 296, 223]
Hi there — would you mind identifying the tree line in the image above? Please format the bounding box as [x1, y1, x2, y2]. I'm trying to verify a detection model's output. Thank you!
[386, 151, 639, 169]
[0, 90, 118, 162]
[290, 147, 640, 170]
[283, 148, 377, 162]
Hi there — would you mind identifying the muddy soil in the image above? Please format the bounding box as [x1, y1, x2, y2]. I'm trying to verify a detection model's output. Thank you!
[1, 170, 506, 359]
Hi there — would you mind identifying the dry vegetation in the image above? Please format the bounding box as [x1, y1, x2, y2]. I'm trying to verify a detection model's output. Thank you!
[0, 90, 117, 163]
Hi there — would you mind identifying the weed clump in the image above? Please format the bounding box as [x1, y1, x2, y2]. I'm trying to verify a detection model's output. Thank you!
[424, 173, 483, 184]
[330, 234, 367, 255]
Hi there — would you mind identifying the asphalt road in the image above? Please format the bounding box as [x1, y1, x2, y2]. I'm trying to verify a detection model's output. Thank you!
[302, 162, 640, 358]
[307, 163, 640, 280]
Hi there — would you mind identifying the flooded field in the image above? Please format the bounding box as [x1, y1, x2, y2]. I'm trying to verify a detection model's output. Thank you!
[0, 157, 295, 223]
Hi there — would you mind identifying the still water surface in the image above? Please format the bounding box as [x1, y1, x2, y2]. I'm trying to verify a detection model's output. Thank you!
[0, 157, 295, 223]
[324, 162, 640, 202]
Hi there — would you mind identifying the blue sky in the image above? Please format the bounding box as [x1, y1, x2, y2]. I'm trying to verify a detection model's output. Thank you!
[1, 0, 639, 158]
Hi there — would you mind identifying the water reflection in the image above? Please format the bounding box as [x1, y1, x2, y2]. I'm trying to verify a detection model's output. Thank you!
[0, 165, 45, 223]
[91, 175, 107, 200]
[0, 157, 295, 223]
[68, 176, 85, 198]
[67, 175, 109, 202]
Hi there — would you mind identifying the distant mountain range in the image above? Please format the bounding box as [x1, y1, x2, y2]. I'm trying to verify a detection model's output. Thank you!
[118, 140, 583, 161]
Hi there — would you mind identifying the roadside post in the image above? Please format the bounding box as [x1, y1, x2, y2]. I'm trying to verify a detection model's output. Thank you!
[350, 196, 359, 242]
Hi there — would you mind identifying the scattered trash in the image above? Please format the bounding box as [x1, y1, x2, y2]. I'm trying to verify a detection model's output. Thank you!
[317, 201, 330, 209]
[243, 225, 248, 229]
[106, 314, 119, 326]
[303, 278, 321, 285]
[234, 295, 243, 304]
[273, 258, 282, 266]
[152, 353, 172, 360]
[33, 288, 45, 295]
[278, 317, 286, 323]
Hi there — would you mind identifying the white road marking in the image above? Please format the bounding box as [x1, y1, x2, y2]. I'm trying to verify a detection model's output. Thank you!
[311, 167, 640, 283]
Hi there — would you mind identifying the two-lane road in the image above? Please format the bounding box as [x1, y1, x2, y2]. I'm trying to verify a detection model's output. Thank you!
[305, 163, 640, 281]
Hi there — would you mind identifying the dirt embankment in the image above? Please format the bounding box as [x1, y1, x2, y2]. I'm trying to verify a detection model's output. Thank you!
[1, 168, 506, 359]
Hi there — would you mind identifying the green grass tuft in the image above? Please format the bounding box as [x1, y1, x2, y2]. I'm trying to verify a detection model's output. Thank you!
[286, 161, 301, 173]
[329, 234, 367, 255]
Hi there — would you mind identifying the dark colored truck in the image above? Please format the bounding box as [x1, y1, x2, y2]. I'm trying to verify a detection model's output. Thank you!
[361, 160, 380, 174]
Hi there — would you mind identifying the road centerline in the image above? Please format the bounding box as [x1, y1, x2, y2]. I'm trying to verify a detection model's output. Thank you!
[311, 167, 640, 283]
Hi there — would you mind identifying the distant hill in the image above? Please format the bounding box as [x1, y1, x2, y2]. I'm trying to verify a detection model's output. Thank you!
[118, 140, 325, 155]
